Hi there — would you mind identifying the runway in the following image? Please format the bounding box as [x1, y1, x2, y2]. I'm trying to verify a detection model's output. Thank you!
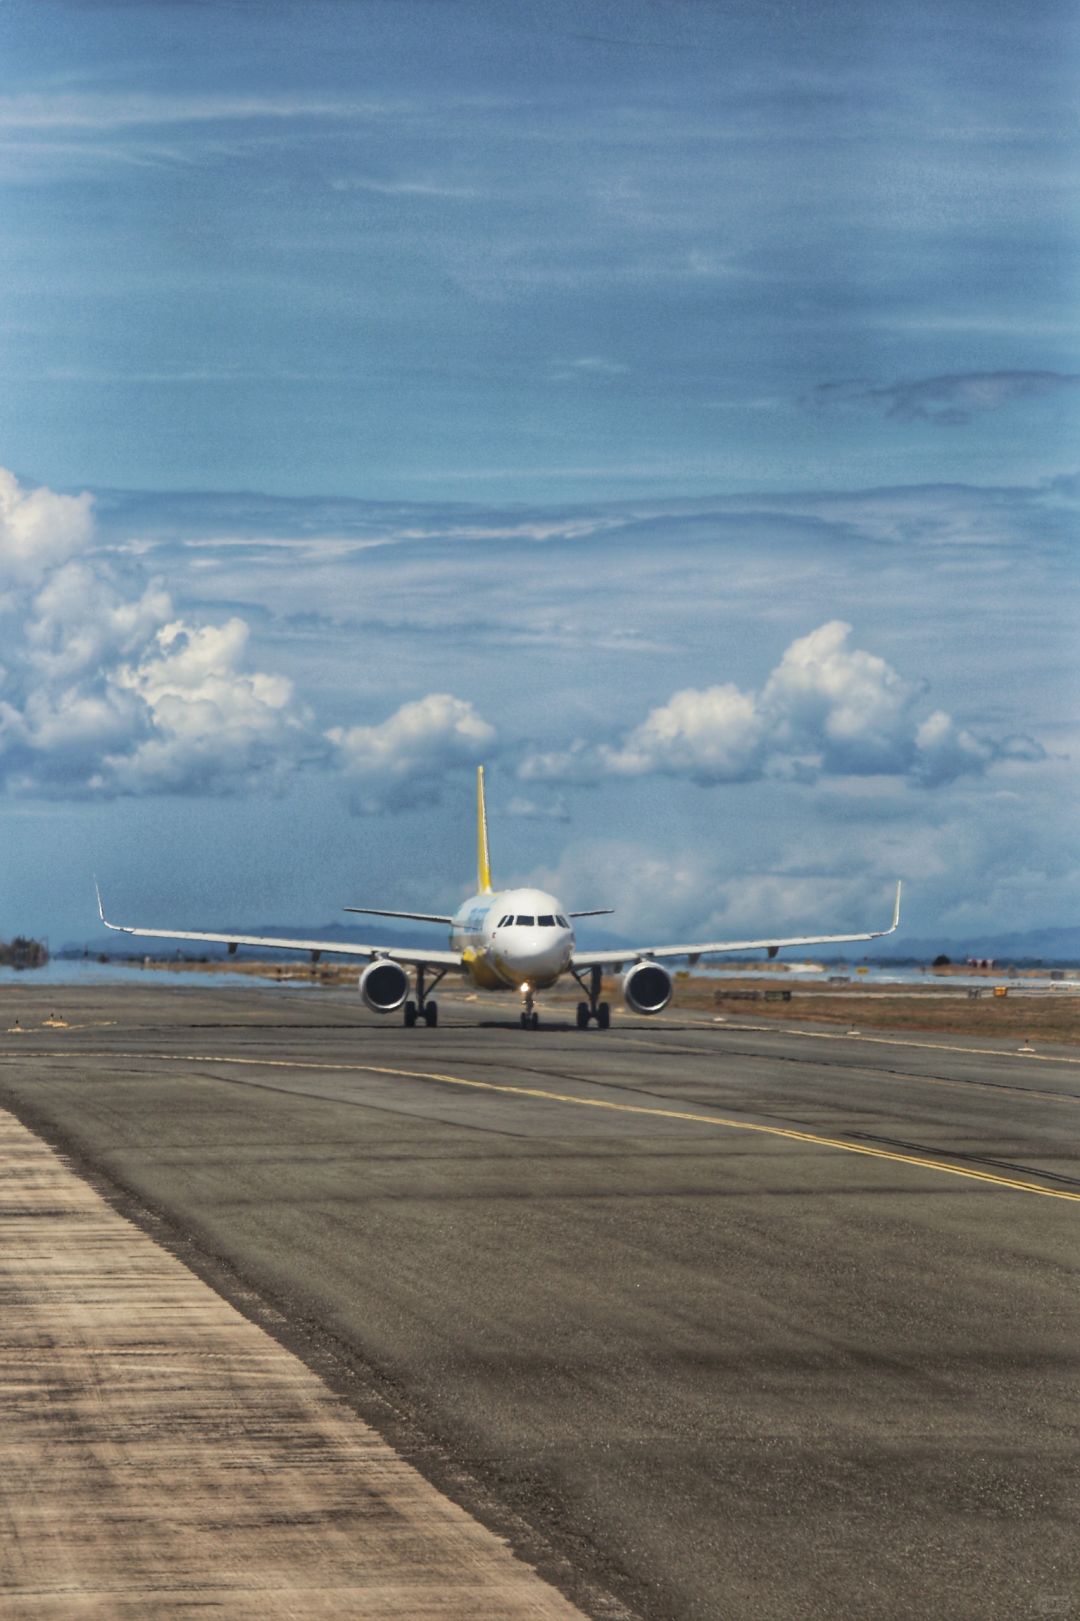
[1, 980, 1078, 1620]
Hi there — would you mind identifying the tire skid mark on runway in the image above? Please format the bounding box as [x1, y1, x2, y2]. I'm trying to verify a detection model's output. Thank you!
[605, 1034, 1080, 1109]
[843, 1130, 1080, 1191]
[195, 1066, 545, 1140]
[9, 1048, 1079, 1204]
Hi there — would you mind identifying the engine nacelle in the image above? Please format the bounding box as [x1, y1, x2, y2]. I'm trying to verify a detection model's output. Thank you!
[622, 959, 673, 1016]
[359, 958, 409, 1013]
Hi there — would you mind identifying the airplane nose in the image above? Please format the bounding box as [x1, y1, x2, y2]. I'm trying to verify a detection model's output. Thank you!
[512, 930, 570, 979]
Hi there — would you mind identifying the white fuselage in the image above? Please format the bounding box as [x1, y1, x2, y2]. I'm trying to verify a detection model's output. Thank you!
[449, 886, 575, 991]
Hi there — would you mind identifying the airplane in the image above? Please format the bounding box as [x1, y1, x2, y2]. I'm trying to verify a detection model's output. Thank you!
[96, 766, 902, 1031]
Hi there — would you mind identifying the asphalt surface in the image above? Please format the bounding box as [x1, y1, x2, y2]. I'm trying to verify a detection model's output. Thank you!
[1, 979, 1079, 1621]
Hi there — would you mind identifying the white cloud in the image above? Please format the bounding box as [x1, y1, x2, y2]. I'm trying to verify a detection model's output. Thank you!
[98, 618, 317, 796]
[599, 682, 766, 783]
[761, 621, 918, 775]
[0, 471, 503, 808]
[523, 837, 897, 942]
[0, 470, 94, 586]
[0, 93, 391, 132]
[25, 563, 172, 679]
[327, 693, 496, 812]
[0, 469, 318, 798]
[521, 621, 1041, 790]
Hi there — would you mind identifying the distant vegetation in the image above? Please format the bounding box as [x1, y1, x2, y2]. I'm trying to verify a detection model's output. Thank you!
[0, 936, 49, 970]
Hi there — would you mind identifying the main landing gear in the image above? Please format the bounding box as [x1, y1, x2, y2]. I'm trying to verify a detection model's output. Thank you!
[570, 965, 610, 1030]
[403, 964, 446, 1027]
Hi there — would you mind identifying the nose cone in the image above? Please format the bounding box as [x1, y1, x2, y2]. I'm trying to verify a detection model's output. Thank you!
[506, 928, 572, 986]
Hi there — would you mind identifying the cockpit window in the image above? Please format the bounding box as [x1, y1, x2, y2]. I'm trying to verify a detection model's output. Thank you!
[538, 914, 555, 927]
[498, 916, 511, 927]
[556, 915, 569, 928]
[515, 915, 535, 927]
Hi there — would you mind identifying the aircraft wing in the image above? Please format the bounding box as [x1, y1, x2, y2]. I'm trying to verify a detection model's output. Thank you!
[95, 885, 462, 969]
[572, 881, 902, 970]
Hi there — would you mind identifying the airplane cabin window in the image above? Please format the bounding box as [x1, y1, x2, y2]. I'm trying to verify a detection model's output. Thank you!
[515, 915, 535, 926]
[539, 914, 555, 926]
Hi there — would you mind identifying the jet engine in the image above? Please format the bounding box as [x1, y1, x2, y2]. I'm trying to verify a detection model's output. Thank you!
[622, 959, 673, 1016]
[359, 958, 409, 1013]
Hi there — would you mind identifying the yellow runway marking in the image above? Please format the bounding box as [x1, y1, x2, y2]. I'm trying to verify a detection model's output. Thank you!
[3, 1045, 1077, 1202]
[194, 1053, 1080, 1202]
[19, 1047, 1066, 1205]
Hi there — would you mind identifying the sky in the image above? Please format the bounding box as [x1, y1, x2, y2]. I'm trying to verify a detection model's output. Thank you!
[0, 0, 1077, 951]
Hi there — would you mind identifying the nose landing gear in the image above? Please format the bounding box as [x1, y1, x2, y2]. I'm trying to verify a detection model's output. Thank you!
[571, 965, 610, 1030]
[519, 983, 539, 1030]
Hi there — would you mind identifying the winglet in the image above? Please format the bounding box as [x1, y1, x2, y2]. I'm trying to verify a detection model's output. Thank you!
[94, 877, 125, 933]
[477, 765, 493, 894]
[890, 879, 902, 933]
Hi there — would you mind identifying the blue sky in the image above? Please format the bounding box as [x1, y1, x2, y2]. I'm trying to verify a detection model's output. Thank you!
[0, 0, 1077, 949]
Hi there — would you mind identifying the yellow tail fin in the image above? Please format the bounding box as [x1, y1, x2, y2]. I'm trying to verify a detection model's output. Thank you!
[477, 765, 493, 894]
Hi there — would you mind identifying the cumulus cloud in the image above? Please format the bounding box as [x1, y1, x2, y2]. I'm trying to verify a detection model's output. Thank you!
[24, 562, 172, 679]
[0, 468, 319, 797]
[98, 618, 320, 795]
[327, 693, 496, 812]
[0, 469, 94, 588]
[760, 622, 918, 776]
[807, 370, 1080, 426]
[0, 469, 504, 808]
[523, 837, 897, 942]
[520, 622, 1042, 791]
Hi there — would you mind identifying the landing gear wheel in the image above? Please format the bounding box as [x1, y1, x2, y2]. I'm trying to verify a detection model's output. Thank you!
[530, 1012, 539, 1030]
[520, 1010, 529, 1029]
[596, 1001, 610, 1030]
[404, 1000, 418, 1028]
[423, 1000, 438, 1027]
[576, 1002, 590, 1030]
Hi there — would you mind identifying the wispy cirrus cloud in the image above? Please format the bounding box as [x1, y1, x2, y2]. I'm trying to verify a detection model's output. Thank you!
[0, 93, 396, 131]
[807, 371, 1080, 426]
[328, 175, 479, 200]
